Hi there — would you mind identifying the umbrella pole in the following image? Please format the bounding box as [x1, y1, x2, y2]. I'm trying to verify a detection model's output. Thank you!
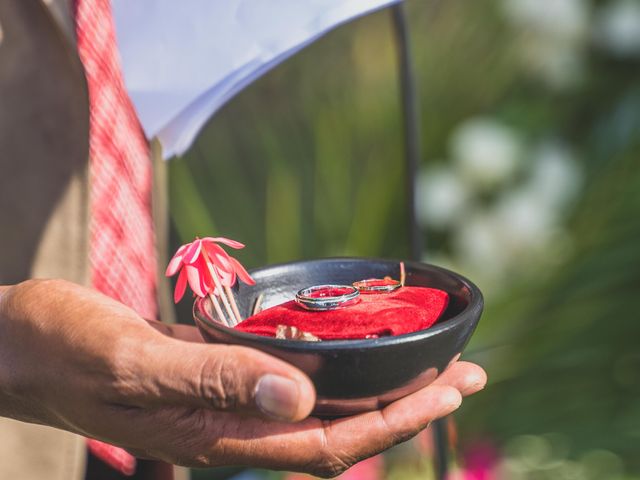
[391, 4, 449, 479]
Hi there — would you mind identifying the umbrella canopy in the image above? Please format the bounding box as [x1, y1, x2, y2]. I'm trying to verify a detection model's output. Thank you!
[113, 0, 400, 158]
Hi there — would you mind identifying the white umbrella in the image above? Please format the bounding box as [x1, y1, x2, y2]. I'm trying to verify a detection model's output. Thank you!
[113, 0, 401, 158]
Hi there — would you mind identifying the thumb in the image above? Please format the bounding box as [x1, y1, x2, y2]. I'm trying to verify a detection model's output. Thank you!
[134, 340, 316, 422]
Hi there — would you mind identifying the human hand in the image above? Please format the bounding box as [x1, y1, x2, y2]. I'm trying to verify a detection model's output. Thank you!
[0, 279, 485, 477]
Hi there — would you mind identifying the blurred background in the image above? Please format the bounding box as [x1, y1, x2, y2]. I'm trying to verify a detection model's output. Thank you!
[169, 0, 640, 478]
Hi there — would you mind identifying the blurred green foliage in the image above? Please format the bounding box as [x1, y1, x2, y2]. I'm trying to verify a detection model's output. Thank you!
[171, 0, 640, 477]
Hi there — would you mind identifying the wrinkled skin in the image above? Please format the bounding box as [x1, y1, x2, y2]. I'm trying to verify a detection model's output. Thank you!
[0, 279, 486, 478]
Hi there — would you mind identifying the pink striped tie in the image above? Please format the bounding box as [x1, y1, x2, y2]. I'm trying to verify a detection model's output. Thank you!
[75, 0, 158, 474]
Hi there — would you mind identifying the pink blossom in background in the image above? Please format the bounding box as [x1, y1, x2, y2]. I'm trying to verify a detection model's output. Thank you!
[458, 442, 500, 480]
[339, 455, 384, 480]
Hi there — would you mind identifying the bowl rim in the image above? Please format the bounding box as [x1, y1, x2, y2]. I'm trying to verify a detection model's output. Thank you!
[193, 257, 483, 351]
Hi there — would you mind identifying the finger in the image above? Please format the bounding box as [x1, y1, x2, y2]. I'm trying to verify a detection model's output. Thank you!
[431, 361, 487, 396]
[0, 285, 9, 296]
[307, 385, 462, 475]
[91, 382, 461, 475]
[129, 341, 316, 422]
[187, 384, 460, 474]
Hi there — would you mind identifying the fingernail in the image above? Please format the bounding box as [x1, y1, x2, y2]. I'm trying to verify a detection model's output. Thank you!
[463, 381, 486, 396]
[460, 377, 487, 396]
[255, 374, 299, 421]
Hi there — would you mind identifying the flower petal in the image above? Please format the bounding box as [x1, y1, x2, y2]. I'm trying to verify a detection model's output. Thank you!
[165, 244, 188, 276]
[185, 263, 207, 297]
[203, 237, 245, 249]
[203, 242, 232, 272]
[230, 257, 256, 285]
[199, 257, 215, 294]
[216, 265, 235, 288]
[173, 267, 188, 303]
[182, 239, 202, 264]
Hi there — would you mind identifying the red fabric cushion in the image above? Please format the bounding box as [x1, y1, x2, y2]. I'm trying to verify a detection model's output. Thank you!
[236, 287, 449, 340]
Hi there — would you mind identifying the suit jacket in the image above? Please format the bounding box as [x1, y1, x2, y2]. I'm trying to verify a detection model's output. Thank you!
[0, 1, 179, 478]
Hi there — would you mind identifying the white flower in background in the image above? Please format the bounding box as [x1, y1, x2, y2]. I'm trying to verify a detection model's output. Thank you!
[416, 166, 469, 229]
[494, 189, 557, 251]
[519, 40, 586, 89]
[502, 0, 589, 42]
[498, 435, 626, 480]
[525, 141, 583, 212]
[453, 212, 507, 278]
[424, 119, 584, 292]
[502, 0, 590, 89]
[454, 189, 570, 288]
[451, 117, 522, 190]
[594, 0, 640, 57]
[447, 140, 583, 288]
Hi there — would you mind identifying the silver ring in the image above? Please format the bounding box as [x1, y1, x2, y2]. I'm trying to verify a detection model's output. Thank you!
[295, 284, 360, 311]
[353, 278, 402, 294]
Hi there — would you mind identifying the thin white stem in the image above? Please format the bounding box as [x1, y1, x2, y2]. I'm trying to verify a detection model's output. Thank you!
[225, 285, 243, 325]
[252, 293, 264, 316]
[206, 262, 240, 326]
[400, 261, 406, 286]
[208, 292, 228, 327]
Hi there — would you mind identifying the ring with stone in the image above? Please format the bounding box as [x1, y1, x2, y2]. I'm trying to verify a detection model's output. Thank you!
[295, 284, 360, 311]
[353, 277, 402, 294]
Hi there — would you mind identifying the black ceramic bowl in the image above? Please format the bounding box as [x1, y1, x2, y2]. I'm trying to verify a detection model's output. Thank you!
[193, 258, 483, 417]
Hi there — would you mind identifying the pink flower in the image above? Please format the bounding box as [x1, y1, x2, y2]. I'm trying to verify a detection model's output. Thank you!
[338, 455, 384, 480]
[166, 237, 255, 303]
[459, 442, 499, 480]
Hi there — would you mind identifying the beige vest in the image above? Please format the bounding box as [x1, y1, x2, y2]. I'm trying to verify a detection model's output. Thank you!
[0, 1, 178, 478]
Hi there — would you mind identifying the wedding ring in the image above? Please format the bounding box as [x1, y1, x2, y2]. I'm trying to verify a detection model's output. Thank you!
[295, 284, 360, 311]
[353, 277, 402, 294]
